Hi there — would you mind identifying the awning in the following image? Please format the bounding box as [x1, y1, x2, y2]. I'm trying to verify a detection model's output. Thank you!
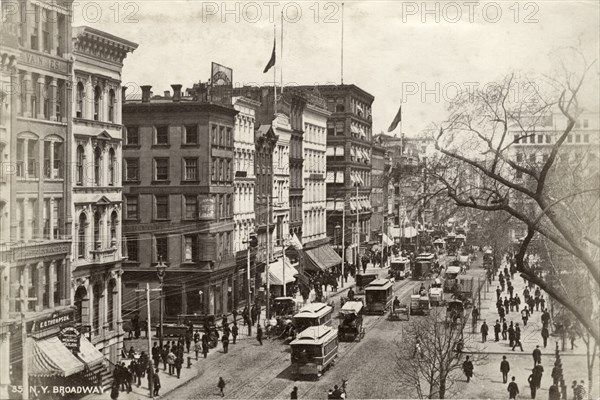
[77, 336, 105, 367]
[28, 337, 85, 377]
[268, 257, 298, 285]
[304, 244, 343, 271]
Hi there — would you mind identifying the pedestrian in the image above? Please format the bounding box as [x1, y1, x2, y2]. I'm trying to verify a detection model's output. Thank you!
[521, 306, 530, 326]
[533, 364, 544, 389]
[508, 283, 514, 298]
[167, 349, 176, 375]
[512, 324, 524, 352]
[110, 383, 119, 400]
[257, 323, 263, 345]
[541, 309, 550, 327]
[462, 356, 474, 383]
[502, 320, 508, 340]
[540, 296, 545, 311]
[507, 376, 519, 400]
[499, 305, 506, 322]
[494, 320, 501, 342]
[194, 339, 201, 360]
[481, 320, 489, 343]
[533, 345, 542, 366]
[500, 356, 510, 384]
[132, 313, 140, 339]
[175, 354, 183, 378]
[527, 297, 535, 314]
[496, 286, 502, 301]
[472, 306, 479, 332]
[185, 329, 192, 353]
[291, 386, 298, 399]
[548, 384, 560, 400]
[528, 370, 537, 399]
[569, 330, 577, 350]
[152, 342, 160, 369]
[523, 287, 530, 300]
[514, 294, 521, 312]
[232, 322, 238, 344]
[161, 344, 168, 371]
[508, 322, 515, 347]
[551, 364, 561, 386]
[504, 297, 510, 314]
[541, 325, 549, 348]
[202, 338, 209, 358]
[575, 380, 586, 400]
[218, 377, 226, 397]
[222, 313, 228, 328]
[222, 332, 230, 353]
[153, 369, 161, 396]
[242, 305, 249, 326]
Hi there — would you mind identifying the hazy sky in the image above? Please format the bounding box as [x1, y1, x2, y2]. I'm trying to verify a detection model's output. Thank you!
[72, 0, 600, 135]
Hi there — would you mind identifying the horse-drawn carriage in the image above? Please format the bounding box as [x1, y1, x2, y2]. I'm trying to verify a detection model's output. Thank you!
[338, 301, 365, 342]
[388, 298, 410, 321]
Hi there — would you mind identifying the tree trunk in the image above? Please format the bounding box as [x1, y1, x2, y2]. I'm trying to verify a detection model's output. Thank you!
[439, 378, 446, 399]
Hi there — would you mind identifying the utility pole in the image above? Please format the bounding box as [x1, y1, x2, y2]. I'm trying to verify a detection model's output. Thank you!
[247, 243, 252, 336]
[265, 197, 271, 320]
[341, 193, 346, 287]
[355, 182, 360, 271]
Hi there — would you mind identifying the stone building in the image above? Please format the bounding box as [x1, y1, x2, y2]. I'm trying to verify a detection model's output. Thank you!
[70, 26, 137, 366]
[121, 83, 237, 320]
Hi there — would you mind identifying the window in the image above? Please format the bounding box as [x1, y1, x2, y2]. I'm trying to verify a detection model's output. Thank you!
[53, 141, 62, 179]
[76, 82, 84, 118]
[30, 5, 39, 50]
[78, 213, 86, 258]
[529, 135, 535, 144]
[184, 235, 197, 262]
[42, 199, 50, 239]
[537, 135, 543, 144]
[220, 126, 225, 146]
[211, 158, 217, 181]
[108, 89, 115, 123]
[125, 196, 138, 220]
[584, 134, 589, 143]
[155, 195, 169, 219]
[575, 134, 581, 143]
[567, 134, 572, 143]
[94, 147, 102, 186]
[154, 158, 169, 181]
[42, 8, 50, 52]
[126, 126, 139, 145]
[44, 141, 51, 178]
[52, 200, 61, 239]
[125, 158, 138, 181]
[110, 211, 118, 245]
[583, 119, 589, 128]
[126, 236, 138, 261]
[212, 125, 218, 144]
[92, 283, 101, 334]
[227, 128, 232, 146]
[185, 125, 198, 144]
[93, 86, 101, 121]
[108, 148, 116, 185]
[184, 158, 198, 181]
[155, 126, 169, 145]
[184, 196, 197, 220]
[107, 279, 115, 330]
[155, 236, 168, 261]
[93, 211, 101, 250]
[546, 135, 551, 144]
[514, 134, 520, 143]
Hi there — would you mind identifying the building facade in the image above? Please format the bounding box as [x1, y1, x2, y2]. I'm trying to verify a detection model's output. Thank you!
[121, 84, 238, 321]
[70, 26, 137, 365]
[232, 96, 260, 308]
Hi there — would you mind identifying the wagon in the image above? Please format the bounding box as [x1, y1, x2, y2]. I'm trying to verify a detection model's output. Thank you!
[388, 302, 410, 321]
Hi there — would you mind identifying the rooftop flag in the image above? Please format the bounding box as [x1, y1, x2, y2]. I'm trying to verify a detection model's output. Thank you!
[388, 104, 402, 132]
[263, 36, 276, 73]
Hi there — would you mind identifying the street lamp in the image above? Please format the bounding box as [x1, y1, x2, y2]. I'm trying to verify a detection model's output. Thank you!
[155, 256, 167, 348]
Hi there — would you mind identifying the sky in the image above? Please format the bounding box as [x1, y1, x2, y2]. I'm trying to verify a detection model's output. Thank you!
[72, 0, 600, 136]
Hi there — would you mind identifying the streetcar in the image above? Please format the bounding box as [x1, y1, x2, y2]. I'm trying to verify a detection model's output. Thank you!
[364, 279, 394, 315]
[337, 301, 365, 342]
[389, 256, 410, 280]
[290, 325, 339, 377]
[292, 303, 334, 334]
[413, 253, 435, 280]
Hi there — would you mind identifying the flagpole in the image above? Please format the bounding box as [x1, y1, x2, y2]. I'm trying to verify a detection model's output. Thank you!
[341, 2, 344, 85]
[273, 24, 277, 117]
[281, 11, 284, 93]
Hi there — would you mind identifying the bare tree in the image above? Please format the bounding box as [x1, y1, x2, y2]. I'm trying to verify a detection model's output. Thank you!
[421, 50, 600, 341]
[394, 308, 486, 399]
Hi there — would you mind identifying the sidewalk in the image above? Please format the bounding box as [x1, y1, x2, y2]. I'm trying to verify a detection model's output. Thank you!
[455, 258, 597, 400]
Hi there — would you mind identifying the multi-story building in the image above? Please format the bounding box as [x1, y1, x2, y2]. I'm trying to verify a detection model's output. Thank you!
[121, 83, 238, 320]
[232, 96, 261, 308]
[370, 138, 386, 236]
[70, 26, 137, 367]
[301, 84, 375, 265]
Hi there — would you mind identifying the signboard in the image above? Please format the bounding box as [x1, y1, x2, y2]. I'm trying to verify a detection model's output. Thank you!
[198, 197, 215, 220]
[58, 326, 81, 353]
[30, 309, 75, 333]
[211, 62, 233, 86]
[19, 49, 68, 74]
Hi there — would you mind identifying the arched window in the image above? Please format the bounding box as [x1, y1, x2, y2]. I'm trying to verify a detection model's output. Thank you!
[93, 85, 101, 121]
[76, 145, 84, 185]
[108, 148, 115, 185]
[76, 82, 84, 118]
[92, 283, 101, 334]
[78, 213, 86, 258]
[110, 211, 118, 246]
[108, 89, 115, 123]
[94, 211, 101, 250]
[94, 147, 101, 186]
[107, 279, 115, 330]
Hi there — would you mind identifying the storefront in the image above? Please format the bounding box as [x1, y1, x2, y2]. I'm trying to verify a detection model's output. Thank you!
[12, 309, 107, 399]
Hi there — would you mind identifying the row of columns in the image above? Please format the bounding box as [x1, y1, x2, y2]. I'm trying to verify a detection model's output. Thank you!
[17, 71, 61, 121]
[15, 197, 59, 241]
[76, 206, 121, 261]
[74, 271, 122, 336]
[233, 184, 254, 214]
[8, 259, 68, 313]
[76, 141, 120, 187]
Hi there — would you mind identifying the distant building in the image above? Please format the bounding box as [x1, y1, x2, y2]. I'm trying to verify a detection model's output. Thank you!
[121, 83, 238, 320]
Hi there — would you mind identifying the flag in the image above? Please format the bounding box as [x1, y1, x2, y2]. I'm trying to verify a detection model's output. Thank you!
[263, 36, 276, 73]
[387, 104, 402, 132]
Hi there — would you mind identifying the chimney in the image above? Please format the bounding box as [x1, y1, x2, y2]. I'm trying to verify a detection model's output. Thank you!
[122, 86, 127, 102]
[141, 85, 152, 103]
[164, 90, 171, 98]
[171, 84, 182, 102]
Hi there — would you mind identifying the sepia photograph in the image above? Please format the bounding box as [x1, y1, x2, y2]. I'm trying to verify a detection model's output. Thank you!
[0, 0, 598, 399]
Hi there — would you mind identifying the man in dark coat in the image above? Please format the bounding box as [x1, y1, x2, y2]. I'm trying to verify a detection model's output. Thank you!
[257, 323, 263, 345]
[174, 354, 183, 378]
[481, 320, 489, 343]
[528, 370, 537, 399]
[541, 325, 549, 348]
[153, 369, 161, 396]
[508, 322, 515, 347]
[533, 364, 544, 389]
[462, 356, 474, 383]
[521, 306, 530, 326]
[532, 345, 542, 366]
[512, 324, 523, 351]
[152, 342, 160, 368]
[494, 320, 501, 342]
[502, 320, 508, 340]
[500, 356, 510, 383]
[507, 376, 519, 400]
[496, 286, 502, 301]
[202, 333, 209, 358]
[231, 322, 238, 344]
[503, 297, 510, 315]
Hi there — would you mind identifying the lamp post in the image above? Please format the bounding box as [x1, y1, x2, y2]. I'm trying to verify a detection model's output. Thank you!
[155, 256, 167, 349]
[335, 223, 342, 287]
[245, 232, 258, 336]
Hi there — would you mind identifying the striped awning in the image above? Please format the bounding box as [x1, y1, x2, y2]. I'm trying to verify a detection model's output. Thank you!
[77, 336, 105, 367]
[304, 244, 343, 271]
[268, 257, 298, 286]
[28, 337, 85, 377]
